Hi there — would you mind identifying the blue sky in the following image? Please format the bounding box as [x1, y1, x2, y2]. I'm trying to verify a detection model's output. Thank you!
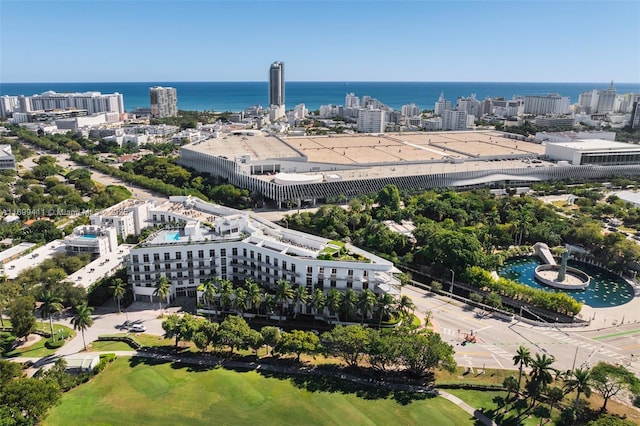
[1, 0, 639, 83]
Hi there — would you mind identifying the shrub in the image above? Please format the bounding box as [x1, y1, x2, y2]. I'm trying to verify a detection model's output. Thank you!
[94, 353, 117, 374]
[45, 339, 65, 349]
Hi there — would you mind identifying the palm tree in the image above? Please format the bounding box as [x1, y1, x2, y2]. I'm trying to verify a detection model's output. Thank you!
[292, 286, 309, 318]
[357, 289, 376, 325]
[71, 303, 94, 351]
[527, 353, 557, 408]
[375, 293, 396, 327]
[154, 276, 171, 316]
[324, 289, 342, 321]
[564, 367, 592, 410]
[218, 278, 234, 312]
[262, 293, 276, 315]
[201, 279, 217, 309]
[311, 289, 326, 317]
[396, 294, 416, 321]
[545, 386, 564, 419]
[245, 279, 262, 314]
[109, 278, 126, 314]
[39, 291, 63, 342]
[275, 279, 294, 319]
[513, 345, 532, 395]
[339, 289, 358, 322]
[503, 376, 519, 403]
[233, 287, 248, 316]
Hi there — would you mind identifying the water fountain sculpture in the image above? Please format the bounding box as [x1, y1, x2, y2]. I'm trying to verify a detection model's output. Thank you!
[533, 243, 590, 290]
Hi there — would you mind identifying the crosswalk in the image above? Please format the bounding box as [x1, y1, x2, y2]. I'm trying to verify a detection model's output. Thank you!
[541, 331, 626, 363]
[438, 326, 628, 367]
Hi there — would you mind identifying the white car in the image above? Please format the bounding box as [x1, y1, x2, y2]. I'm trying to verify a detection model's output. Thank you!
[129, 324, 146, 333]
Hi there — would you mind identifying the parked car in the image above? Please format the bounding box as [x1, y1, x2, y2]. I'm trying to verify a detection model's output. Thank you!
[129, 324, 146, 333]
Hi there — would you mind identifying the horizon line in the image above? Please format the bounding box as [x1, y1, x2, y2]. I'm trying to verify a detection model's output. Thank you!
[2, 80, 638, 85]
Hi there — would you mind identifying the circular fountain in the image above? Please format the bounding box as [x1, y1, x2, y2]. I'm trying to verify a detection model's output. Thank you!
[533, 243, 590, 290]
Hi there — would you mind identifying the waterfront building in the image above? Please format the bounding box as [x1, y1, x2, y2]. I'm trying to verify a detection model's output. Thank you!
[128, 196, 400, 303]
[357, 108, 385, 133]
[523, 93, 570, 115]
[0, 91, 124, 120]
[456, 95, 482, 117]
[442, 109, 467, 131]
[149, 86, 178, 119]
[294, 103, 307, 119]
[434, 92, 452, 116]
[269, 61, 285, 107]
[578, 83, 617, 114]
[596, 82, 616, 114]
[401, 103, 420, 117]
[345, 92, 360, 109]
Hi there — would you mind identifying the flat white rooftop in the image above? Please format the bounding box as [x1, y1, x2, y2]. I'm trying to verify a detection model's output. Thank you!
[546, 139, 640, 151]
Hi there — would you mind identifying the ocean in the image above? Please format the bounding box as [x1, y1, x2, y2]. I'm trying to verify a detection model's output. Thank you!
[1, 81, 639, 113]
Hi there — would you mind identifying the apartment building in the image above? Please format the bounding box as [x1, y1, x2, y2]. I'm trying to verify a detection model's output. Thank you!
[128, 196, 400, 303]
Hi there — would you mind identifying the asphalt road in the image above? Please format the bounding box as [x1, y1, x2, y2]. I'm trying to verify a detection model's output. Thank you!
[402, 285, 640, 375]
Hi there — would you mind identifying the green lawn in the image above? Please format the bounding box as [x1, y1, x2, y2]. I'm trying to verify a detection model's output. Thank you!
[45, 357, 476, 426]
[1, 324, 75, 358]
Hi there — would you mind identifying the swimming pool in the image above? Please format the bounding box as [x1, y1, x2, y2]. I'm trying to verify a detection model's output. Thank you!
[165, 232, 180, 242]
[81, 234, 97, 239]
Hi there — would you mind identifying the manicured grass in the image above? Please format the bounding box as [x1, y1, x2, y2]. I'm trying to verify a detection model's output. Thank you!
[89, 340, 134, 352]
[2, 324, 75, 358]
[45, 357, 476, 426]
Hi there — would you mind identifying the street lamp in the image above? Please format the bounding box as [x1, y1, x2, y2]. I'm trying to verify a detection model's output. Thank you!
[449, 268, 455, 295]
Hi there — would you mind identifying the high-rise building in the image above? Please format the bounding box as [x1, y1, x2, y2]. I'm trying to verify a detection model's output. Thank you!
[269, 61, 285, 107]
[401, 103, 420, 117]
[149, 86, 177, 119]
[442, 110, 468, 131]
[434, 92, 452, 115]
[357, 108, 385, 133]
[523, 93, 570, 115]
[596, 82, 616, 114]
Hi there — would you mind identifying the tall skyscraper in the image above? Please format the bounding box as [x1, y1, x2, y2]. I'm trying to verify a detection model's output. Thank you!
[269, 61, 285, 107]
[149, 86, 177, 119]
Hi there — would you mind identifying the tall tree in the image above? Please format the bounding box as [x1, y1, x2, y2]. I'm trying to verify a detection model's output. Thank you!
[564, 367, 592, 411]
[153, 276, 171, 315]
[218, 278, 234, 312]
[357, 289, 376, 325]
[526, 353, 557, 408]
[201, 279, 217, 308]
[275, 279, 294, 319]
[291, 286, 309, 318]
[324, 289, 342, 320]
[38, 291, 63, 342]
[311, 288, 326, 317]
[339, 289, 358, 322]
[70, 303, 94, 351]
[8, 296, 36, 340]
[375, 293, 396, 327]
[513, 345, 532, 395]
[245, 279, 262, 314]
[233, 287, 248, 316]
[396, 294, 416, 321]
[591, 362, 640, 413]
[109, 278, 126, 314]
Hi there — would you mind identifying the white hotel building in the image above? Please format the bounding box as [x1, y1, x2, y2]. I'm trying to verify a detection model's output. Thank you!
[128, 196, 400, 302]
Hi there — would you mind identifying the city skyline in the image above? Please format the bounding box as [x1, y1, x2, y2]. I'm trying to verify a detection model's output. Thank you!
[1, 1, 639, 84]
